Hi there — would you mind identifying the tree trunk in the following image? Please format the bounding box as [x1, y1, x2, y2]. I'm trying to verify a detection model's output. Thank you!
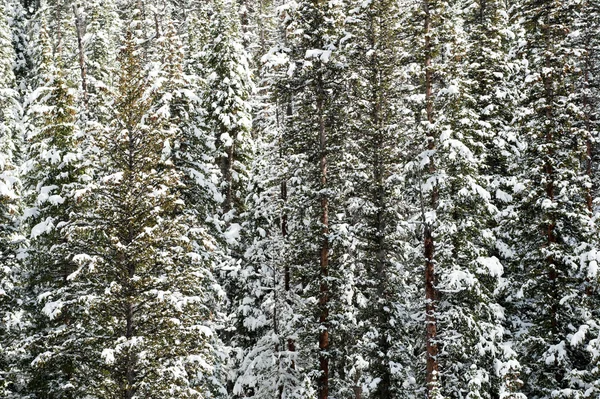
[219, 141, 235, 214]
[317, 67, 329, 399]
[370, 14, 391, 396]
[542, 13, 558, 336]
[73, 5, 88, 107]
[584, 33, 594, 213]
[583, 28, 595, 296]
[423, 1, 439, 396]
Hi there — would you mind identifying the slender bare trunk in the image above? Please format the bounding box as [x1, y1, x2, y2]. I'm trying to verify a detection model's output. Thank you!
[584, 32, 593, 213]
[73, 5, 88, 107]
[423, 1, 439, 396]
[317, 67, 329, 399]
[583, 26, 595, 296]
[542, 12, 558, 336]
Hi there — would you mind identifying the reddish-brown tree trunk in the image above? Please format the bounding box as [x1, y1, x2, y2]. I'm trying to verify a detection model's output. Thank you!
[423, 1, 439, 396]
[542, 20, 559, 334]
[317, 69, 330, 399]
[583, 36, 595, 297]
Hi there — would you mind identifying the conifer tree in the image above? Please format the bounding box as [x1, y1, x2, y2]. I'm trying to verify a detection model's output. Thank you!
[0, 1, 24, 395]
[275, 0, 348, 396]
[63, 18, 228, 397]
[462, 1, 526, 396]
[508, 0, 599, 397]
[340, 0, 418, 396]
[202, 0, 253, 220]
[20, 19, 90, 397]
[199, 5, 258, 395]
[80, 0, 120, 123]
[401, 1, 513, 397]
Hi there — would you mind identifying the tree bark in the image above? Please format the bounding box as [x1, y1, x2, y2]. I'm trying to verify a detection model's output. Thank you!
[423, 1, 439, 396]
[583, 19, 595, 297]
[542, 10, 558, 336]
[317, 67, 329, 399]
[73, 5, 88, 107]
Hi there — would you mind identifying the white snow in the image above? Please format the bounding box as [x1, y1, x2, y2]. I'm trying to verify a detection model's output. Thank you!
[544, 341, 567, 365]
[42, 299, 63, 320]
[224, 223, 242, 245]
[570, 324, 589, 346]
[48, 195, 65, 205]
[495, 189, 512, 203]
[101, 348, 116, 364]
[220, 132, 233, 147]
[589, 260, 598, 278]
[31, 218, 54, 238]
[305, 49, 332, 62]
[0, 179, 17, 198]
[477, 256, 504, 277]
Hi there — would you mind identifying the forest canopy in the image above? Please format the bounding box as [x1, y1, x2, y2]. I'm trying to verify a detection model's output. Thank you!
[0, 0, 599, 398]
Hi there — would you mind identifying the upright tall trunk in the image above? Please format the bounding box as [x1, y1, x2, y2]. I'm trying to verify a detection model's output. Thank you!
[316, 67, 330, 399]
[423, 1, 439, 396]
[583, 29, 594, 213]
[278, 100, 295, 399]
[73, 5, 88, 107]
[222, 144, 235, 214]
[370, 12, 390, 397]
[542, 15, 558, 336]
[583, 22, 595, 297]
[123, 134, 138, 399]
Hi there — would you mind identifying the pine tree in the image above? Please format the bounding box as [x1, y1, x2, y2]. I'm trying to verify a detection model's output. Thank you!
[401, 0, 513, 397]
[20, 19, 90, 397]
[80, 0, 120, 121]
[227, 6, 309, 395]
[228, 114, 296, 399]
[340, 0, 418, 397]
[0, 1, 24, 395]
[509, 0, 599, 397]
[202, 0, 253, 220]
[462, 1, 526, 397]
[275, 0, 348, 396]
[62, 20, 228, 398]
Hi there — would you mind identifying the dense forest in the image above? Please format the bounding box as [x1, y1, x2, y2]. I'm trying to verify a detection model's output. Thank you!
[0, 0, 599, 398]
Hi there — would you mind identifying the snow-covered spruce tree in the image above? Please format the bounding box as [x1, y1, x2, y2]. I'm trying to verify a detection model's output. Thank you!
[461, 1, 527, 397]
[63, 20, 228, 398]
[202, 0, 253, 221]
[79, 0, 120, 123]
[20, 20, 91, 398]
[0, 2, 25, 395]
[235, 0, 278, 72]
[226, 11, 313, 396]
[339, 0, 419, 397]
[155, 15, 223, 243]
[400, 0, 511, 397]
[507, 1, 599, 397]
[227, 107, 297, 399]
[576, 0, 600, 207]
[200, 4, 259, 394]
[8, 0, 33, 92]
[181, 0, 212, 79]
[462, 0, 522, 212]
[573, 1, 600, 395]
[274, 0, 349, 396]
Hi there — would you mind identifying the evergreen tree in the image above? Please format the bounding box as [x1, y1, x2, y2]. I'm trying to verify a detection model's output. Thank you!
[0, 1, 24, 395]
[340, 0, 418, 397]
[508, 0, 599, 397]
[275, 0, 348, 396]
[20, 19, 90, 397]
[401, 0, 513, 397]
[202, 0, 254, 220]
[63, 20, 227, 397]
